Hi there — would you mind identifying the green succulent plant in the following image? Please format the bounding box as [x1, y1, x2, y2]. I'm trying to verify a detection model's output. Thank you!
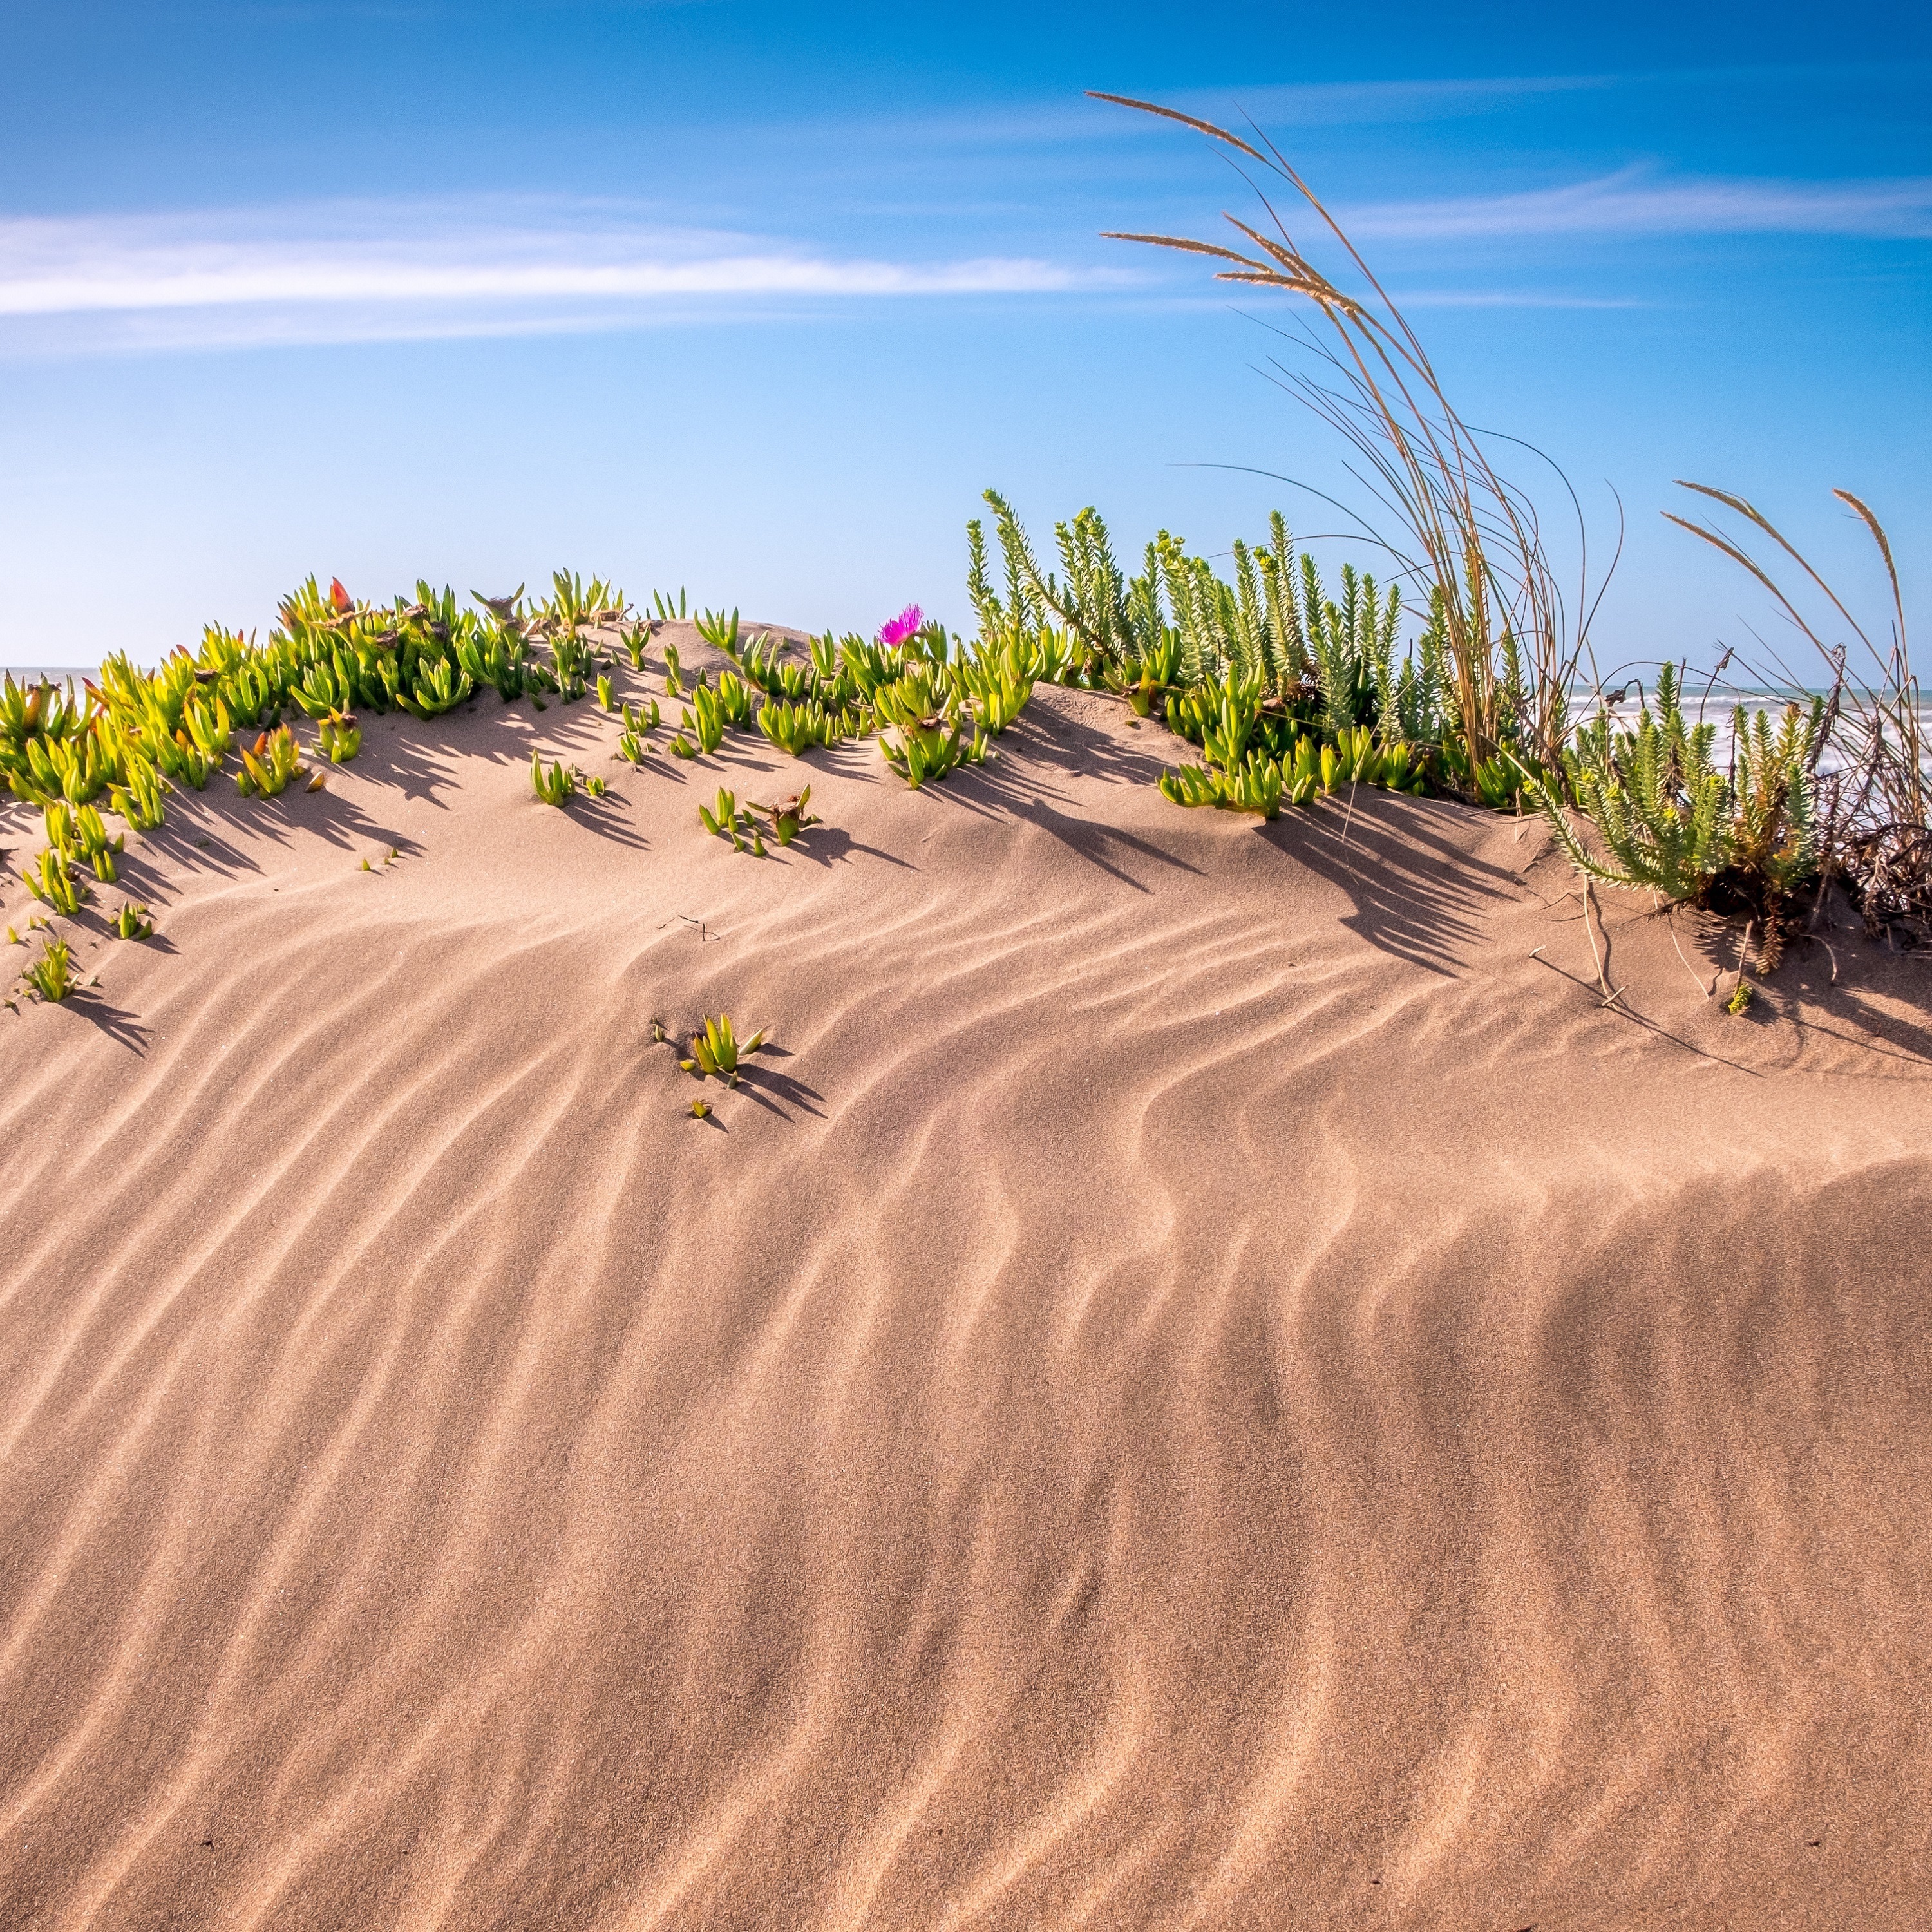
[679, 1012, 769, 1084]
[21, 936, 73, 1002]
[670, 681, 730, 757]
[454, 627, 529, 704]
[109, 756, 168, 832]
[1534, 667, 1729, 899]
[954, 635, 1037, 734]
[549, 630, 594, 699]
[401, 656, 473, 717]
[317, 709, 361, 762]
[875, 666, 989, 788]
[747, 785, 821, 846]
[23, 846, 87, 914]
[696, 607, 742, 654]
[1159, 753, 1287, 819]
[41, 800, 77, 857]
[757, 697, 854, 757]
[698, 786, 765, 855]
[714, 669, 755, 728]
[236, 725, 303, 797]
[73, 803, 124, 881]
[14, 724, 115, 806]
[1327, 724, 1427, 794]
[531, 753, 576, 806]
[111, 901, 154, 940]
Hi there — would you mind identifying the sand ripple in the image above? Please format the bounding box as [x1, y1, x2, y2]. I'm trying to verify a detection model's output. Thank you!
[2, 679, 1929, 1926]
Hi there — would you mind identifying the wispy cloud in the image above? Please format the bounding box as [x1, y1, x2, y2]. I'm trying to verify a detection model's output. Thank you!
[1172, 73, 1613, 131]
[1343, 167, 1932, 242]
[0, 196, 1107, 352]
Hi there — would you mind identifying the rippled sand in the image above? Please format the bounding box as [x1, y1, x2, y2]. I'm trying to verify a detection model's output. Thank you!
[3, 647, 1929, 1929]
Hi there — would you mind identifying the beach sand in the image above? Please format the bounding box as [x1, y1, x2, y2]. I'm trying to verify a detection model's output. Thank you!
[3, 636, 1929, 1928]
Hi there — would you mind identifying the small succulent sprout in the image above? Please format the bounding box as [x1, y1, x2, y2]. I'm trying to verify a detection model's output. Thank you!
[651, 1018, 670, 1043]
[1727, 979, 1755, 1017]
[698, 787, 765, 853]
[318, 708, 361, 762]
[1158, 752, 1287, 820]
[582, 771, 607, 798]
[671, 683, 729, 754]
[23, 847, 86, 915]
[360, 857, 373, 871]
[22, 936, 73, 1002]
[71, 804, 124, 881]
[695, 606, 742, 654]
[596, 674, 614, 710]
[683, 1012, 768, 1083]
[746, 786, 822, 848]
[307, 770, 328, 791]
[663, 641, 685, 699]
[236, 725, 303, 798]
[110, 757, 168, 831]
[690, 1097, 712, 1119]
[111, 902, 154, 940]
[531, 752, 576, 806]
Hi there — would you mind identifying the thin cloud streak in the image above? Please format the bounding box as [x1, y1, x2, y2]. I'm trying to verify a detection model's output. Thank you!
[0, 200, 1101, 325]
[1344, 167, 1932, 241]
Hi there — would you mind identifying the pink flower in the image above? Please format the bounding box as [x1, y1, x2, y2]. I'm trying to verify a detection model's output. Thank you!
[878, 604, 923, 649]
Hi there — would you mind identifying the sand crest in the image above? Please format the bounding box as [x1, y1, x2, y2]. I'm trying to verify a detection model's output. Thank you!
[3, 645, 1929, 1928]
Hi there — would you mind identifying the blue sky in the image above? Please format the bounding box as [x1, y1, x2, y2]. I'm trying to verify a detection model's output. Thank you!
[1, 0, 1927, 676]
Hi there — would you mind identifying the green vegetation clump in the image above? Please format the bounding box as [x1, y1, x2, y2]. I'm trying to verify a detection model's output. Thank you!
[531, 754, 577, 806]
[748, 787, 820, 848]
[21, 936, 73, 1003]
[1534, 666, 1822, 927]
[679, 1012, 768, 1086]
[699, 786, 764, 854]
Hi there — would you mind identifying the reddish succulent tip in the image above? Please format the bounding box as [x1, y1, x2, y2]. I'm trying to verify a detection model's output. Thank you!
[330, 578, 352, 612]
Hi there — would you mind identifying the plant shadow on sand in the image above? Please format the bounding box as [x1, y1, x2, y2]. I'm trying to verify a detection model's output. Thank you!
[730, 1059, 828, 1121]
[340, 696, 605, 808]
[768, 825, 913, 873]
[922, 701, 1207, 893]
[1262, 788, 1528, 977]
[31, 985, 150, 1054]
[121, 779, 424, 886]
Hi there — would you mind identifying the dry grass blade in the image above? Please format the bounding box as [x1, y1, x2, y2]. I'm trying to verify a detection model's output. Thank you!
[1086, 91, 1272, 164]
[1667, 482, 1928, 935]
[1088, 91, 1610, 778]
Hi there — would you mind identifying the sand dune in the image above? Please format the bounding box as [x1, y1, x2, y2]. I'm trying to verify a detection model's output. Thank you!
[3, 638, 1929, 1929]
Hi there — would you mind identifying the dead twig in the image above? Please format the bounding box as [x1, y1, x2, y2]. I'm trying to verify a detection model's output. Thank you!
[1665, 905, 1717, 998]
[1582, 879, 1615, 1002]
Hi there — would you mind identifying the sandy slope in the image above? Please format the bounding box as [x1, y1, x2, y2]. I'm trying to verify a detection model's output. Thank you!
[2, 636, 1929, 1931]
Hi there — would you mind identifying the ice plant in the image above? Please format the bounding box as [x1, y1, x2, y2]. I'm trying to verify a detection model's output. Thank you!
[878, 605, 924, 650]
